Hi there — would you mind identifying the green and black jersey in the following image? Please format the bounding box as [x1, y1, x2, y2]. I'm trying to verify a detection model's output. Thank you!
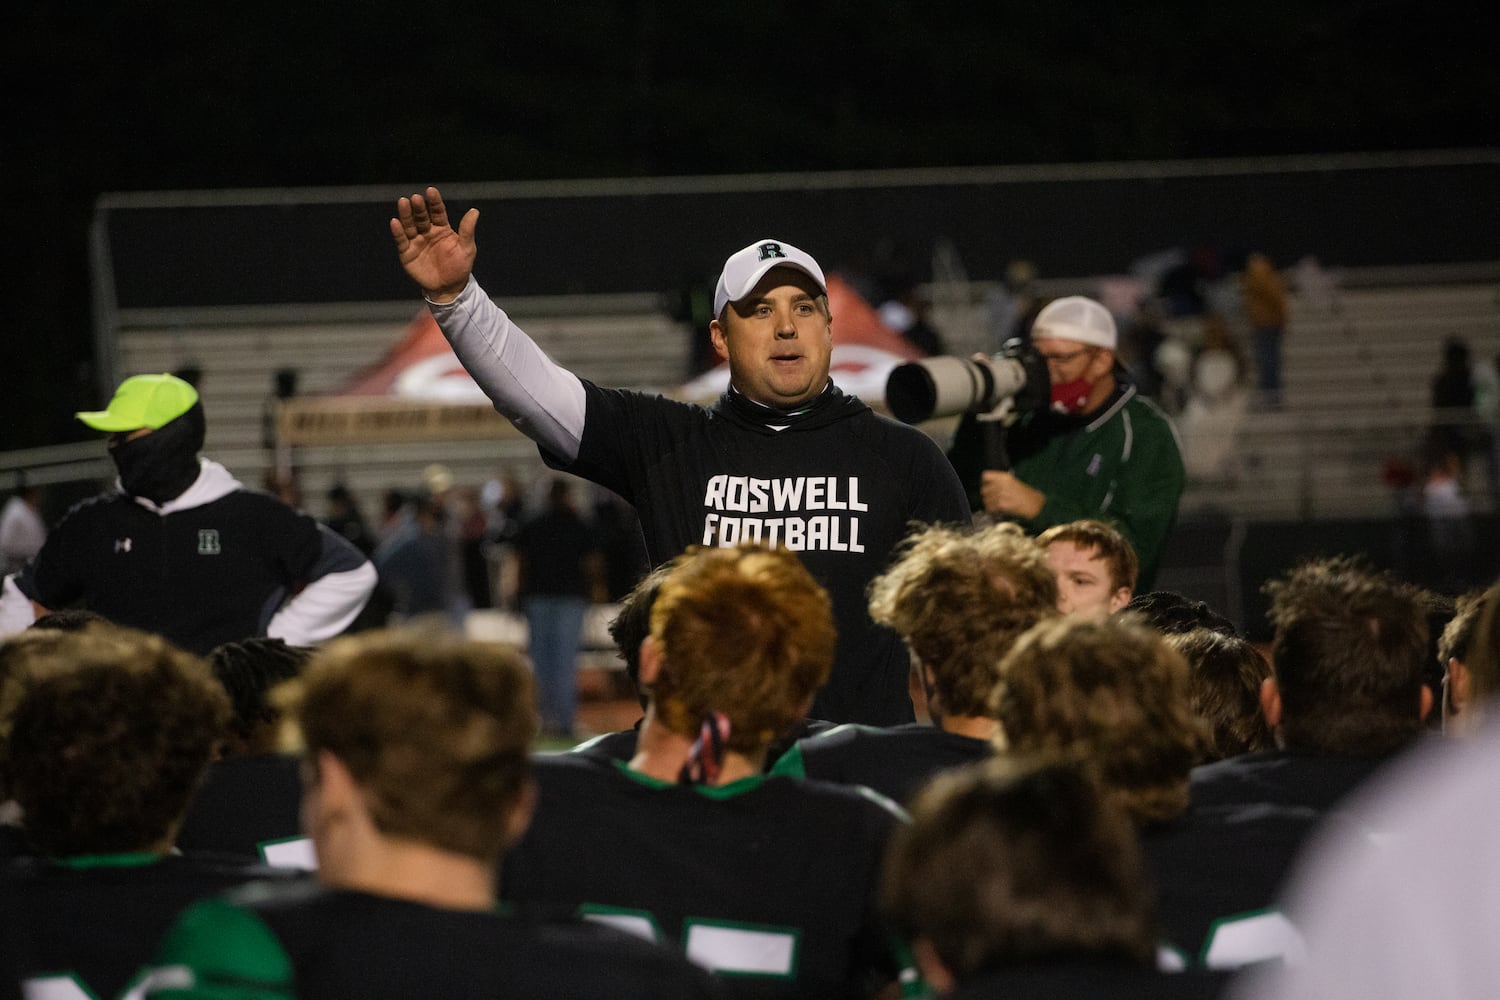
[944, 962, 1231, 999]
[1154, 748, 1417, 970]
[502, 753, 908, 999]
[174, 753, 304, 866]
[572, 718, 838, 773]
[1142, 800, 1329, 970]
[146, 881, 719, 999]
[769, 722, 991, 806]
[0, 852, 293, 1000]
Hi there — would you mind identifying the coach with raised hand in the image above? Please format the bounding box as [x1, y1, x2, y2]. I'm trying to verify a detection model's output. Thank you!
[391, 188, 970, 725]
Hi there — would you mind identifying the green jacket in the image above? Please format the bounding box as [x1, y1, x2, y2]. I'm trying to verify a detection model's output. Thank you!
[949, 380, 1185, 589]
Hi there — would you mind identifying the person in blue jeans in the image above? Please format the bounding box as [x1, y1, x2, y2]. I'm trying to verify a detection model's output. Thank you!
[515, 476, 604, 737]
[1242, 252, 1289, 409]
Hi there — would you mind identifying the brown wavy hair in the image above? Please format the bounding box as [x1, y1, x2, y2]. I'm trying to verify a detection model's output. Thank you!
[882, 757, 1157, 978]
[1264, 556, 1430, 754]
[5, 625, 228, 856]
[280, 629, 537, 860]
[992, 615, 1208, 825]
[1164, 628, 1274, 762]
[868, 521, 1058, 717]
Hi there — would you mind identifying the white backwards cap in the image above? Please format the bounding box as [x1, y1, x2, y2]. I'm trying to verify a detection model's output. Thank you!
[1030, 296, 1117, 350]
[713, 239, 828, 316]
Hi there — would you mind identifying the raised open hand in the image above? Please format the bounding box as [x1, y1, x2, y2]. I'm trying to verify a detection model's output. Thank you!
[390, 187, 479, 303]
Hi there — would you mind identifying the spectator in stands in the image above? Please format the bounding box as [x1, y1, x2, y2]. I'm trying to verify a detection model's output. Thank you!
[882, 758, 1227, 999]
[1430, 335, 1479, 466]
[947, 295, 1185, 591]
[876, 273, 947, 358]
[148, 629, 715, 999]
[1241, 252, 1289, 410]
[263, 469, 303, 509]
[0, 481, 46, 578]
[1177, 313, 1253, 481]
[323, 483, 375, 556]
[0, 624, 293, 1000]
[391, 188, 971, 727]
[1037, 518, 1137, 618]
[377, 487, 412, 545]
[0, 374, 377, 653]
[1155, 247, 1208, 319]
[1163, 628, 1275, 762]
[592, 485, 651, 603]
[321, 484, 394, 634]
[1125, 589, 1239, 636]
[514, 476, 605, 740]
[1475, 351, 1500, 508]
[502, 543, 909, 997]
[480, 466, 529, 610]
[994, 615, 1323, 969]
[985, 258, 1039, 353]
[372, 492, 452, 625]
[1289, 255, 1338, 314]
[1402, 428, 1481, 596]
[174, 636, 313, 867]
[1422, 335, 1494, 521]
[450, 482, 495, 611]
[419, 463, 477, 625]
[1190, 555, 1436, 816]
[1119, 296, 1170, 404]
[772, 521, 1058, 804]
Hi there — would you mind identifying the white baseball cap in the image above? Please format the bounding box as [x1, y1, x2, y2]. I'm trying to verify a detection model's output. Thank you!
[1030, 296, 1117, 350]
[713, 239, 828, 316]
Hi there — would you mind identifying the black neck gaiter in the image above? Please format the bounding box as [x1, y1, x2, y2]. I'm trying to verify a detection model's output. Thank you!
[723, 381, 836, 428]
[109, 403, 206, 504]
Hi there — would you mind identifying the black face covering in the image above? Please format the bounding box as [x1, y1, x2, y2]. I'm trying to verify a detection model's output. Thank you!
[109, 402, 206, 504]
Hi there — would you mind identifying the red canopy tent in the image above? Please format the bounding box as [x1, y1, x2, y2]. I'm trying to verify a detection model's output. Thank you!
[276, 273, 921, 446]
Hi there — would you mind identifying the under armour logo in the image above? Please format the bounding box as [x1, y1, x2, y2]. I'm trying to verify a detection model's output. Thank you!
[114, 538, 132, 553]
[197, 529, 221, 555]
[756, 242, 787, 261]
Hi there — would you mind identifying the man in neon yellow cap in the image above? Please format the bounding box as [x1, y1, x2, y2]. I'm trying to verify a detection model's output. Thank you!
[0, 373, 376, 653]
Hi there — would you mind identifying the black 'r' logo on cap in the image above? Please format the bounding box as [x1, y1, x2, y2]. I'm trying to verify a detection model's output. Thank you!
[757, 243, 786, 261]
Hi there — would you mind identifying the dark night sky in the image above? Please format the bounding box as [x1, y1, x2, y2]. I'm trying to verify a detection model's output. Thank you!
[7, 1, 1497, 450]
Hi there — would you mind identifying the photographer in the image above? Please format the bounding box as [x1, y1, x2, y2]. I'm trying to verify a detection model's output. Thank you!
[946, 296, 1184, 589]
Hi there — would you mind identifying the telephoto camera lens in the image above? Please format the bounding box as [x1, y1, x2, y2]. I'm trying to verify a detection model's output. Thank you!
[885, 341, 1049, 424]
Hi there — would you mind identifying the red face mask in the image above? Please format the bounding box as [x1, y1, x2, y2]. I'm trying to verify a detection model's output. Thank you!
[1050, 377, 1093, 414]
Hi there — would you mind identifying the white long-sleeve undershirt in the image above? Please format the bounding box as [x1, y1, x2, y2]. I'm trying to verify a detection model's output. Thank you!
[427, 278, 588, 461]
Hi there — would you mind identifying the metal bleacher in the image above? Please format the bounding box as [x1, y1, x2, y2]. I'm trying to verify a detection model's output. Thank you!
[1180, 278, 1500, 521]
[103, 271, 1500, 532]
[113, 298, 696, 513]
[4, 261, 1492, 639]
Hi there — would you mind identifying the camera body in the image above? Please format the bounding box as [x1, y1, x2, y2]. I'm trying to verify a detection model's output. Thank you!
[885, 338, 1051, 425]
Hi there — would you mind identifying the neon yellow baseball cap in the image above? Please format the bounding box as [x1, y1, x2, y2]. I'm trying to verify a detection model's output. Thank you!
[75, 373, 200, 432]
